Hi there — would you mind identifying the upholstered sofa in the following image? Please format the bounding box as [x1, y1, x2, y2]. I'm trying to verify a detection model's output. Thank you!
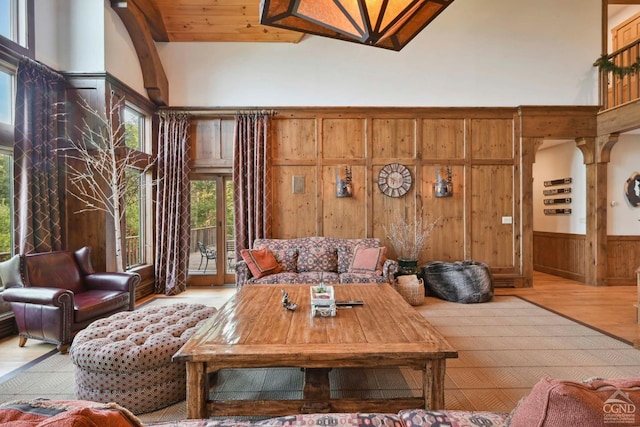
[1, 246, 139, 353]
[235, 237, 398, 288]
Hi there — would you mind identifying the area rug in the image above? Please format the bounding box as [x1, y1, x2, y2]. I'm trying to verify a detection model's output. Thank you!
[2, 295, 640, 424]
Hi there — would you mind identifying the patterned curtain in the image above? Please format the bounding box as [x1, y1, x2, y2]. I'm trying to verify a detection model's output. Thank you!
[155, 111, 191, 295]
[14, 58, 64, 254]
[233, 112, 273, 259]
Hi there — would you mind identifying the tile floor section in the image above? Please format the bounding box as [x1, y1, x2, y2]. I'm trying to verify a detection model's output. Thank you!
[1, 290, 640, 423]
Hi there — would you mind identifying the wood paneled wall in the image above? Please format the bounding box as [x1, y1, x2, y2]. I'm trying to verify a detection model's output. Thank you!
[269, 108, 521, 285]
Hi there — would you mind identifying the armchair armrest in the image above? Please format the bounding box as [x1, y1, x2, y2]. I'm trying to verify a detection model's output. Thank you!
[84, 272, 139, 310]
[2, 287, 74, 308]
[235, 260, 252, 289]
[383, 259, 399, 282]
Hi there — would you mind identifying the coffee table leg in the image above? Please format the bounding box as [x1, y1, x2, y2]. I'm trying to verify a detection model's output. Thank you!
[423, 359, 446, 410]
[186, 362, 208, 419]
[303, 368, 331, 400]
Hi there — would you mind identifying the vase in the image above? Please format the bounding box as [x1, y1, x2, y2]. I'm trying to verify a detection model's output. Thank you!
[397, 259, 420, 277]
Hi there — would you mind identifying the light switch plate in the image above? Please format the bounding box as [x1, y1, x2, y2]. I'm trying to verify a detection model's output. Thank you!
[501, 216, 512, 224]
[292, 176, 305, 194]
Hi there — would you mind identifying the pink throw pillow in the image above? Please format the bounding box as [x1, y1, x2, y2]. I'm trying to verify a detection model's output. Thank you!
[509, 377, 640, 427]
[348, 245, 386, 276]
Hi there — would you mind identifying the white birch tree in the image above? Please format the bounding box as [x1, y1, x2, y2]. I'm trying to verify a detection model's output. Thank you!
[59, 94, 152, 272]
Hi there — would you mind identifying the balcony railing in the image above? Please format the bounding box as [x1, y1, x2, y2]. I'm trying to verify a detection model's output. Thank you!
[599, 39, 640, 110]
[125, 226, 234, 271]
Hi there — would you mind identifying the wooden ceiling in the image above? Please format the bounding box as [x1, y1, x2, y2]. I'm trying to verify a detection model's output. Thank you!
[148, 0, 304, 43]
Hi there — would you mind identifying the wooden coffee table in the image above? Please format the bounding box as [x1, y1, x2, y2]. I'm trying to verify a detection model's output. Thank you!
[173, 283, 457, 418]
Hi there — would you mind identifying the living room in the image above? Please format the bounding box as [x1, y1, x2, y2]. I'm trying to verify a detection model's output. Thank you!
[1, 0, 640, 425]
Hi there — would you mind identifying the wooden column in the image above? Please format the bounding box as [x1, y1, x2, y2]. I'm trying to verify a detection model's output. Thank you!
[578, 135, 616, 286]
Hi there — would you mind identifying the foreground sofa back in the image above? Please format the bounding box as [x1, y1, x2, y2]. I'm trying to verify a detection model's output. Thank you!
[236, 236, 398, 287]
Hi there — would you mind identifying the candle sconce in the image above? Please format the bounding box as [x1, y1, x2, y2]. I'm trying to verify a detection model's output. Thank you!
[336, 166, 353, 198]
[434, 166, 453, 198]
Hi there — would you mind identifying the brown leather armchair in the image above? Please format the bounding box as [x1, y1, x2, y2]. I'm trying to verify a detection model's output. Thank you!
[2, 246, 139, 354]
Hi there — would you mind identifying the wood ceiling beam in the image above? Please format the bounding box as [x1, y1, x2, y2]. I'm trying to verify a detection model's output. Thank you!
[111, 0, 169, 106]
[131, 0, 169, 42]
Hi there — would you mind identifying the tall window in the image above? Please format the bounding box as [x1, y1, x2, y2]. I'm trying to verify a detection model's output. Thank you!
[0, 65, 14, 261]
[123, 104, 151, 269]
[0, 0, 29, 49]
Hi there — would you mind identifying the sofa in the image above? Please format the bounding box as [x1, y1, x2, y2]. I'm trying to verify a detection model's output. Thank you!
[0, 401, 509, 427]
[0, 246, 139, 353]
[5, 376, 640, 426]
[236, 237, 398, 288]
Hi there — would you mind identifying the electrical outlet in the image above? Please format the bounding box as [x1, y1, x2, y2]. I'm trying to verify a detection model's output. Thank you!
[292, 176, 305, 194]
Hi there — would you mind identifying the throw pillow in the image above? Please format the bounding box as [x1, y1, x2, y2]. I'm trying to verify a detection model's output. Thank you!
[348, 245, 386, 276]
[271, 249, 298, 272]
[509, 376, 640, 427]
[0, 254, 23, 289]
[240, 248, 282, 279]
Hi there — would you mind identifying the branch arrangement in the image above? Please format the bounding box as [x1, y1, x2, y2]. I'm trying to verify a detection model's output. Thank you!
[384, 215, 440, 261]
[59, 94, 153, 271]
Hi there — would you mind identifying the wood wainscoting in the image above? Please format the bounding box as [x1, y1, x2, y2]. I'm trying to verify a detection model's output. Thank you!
[608, 236, 640, 286]
[533, 231, 586, 282]
[534, 231, 640, 286]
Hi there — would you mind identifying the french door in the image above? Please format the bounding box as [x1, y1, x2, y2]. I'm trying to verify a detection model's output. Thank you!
[188, 174, 235, 285]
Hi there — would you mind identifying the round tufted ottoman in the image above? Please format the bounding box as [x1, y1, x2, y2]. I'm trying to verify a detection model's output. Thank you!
[69, 303, 217, 414]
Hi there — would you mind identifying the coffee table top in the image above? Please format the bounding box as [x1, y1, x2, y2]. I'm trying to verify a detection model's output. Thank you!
[173, 283, 457, 369]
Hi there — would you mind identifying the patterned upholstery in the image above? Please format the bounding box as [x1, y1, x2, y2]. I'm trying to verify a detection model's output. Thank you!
[70, 303, 217, 414]
[236, 237, 399, 287]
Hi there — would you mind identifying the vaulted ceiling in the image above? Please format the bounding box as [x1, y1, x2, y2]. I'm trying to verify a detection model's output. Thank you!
[127, 0, 304, 43]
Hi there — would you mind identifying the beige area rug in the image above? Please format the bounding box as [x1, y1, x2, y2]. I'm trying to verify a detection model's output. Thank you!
[1, 295, 640, 424]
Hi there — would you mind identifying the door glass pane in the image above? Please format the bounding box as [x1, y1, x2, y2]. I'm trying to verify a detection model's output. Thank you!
[190, 179, 217, 274]
[225, 178, 235, 274]
[125, 168, 143, 269]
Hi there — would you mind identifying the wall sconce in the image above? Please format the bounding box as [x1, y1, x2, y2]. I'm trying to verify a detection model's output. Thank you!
[434, 165, 453, 198]
[336, 166, 353, 198]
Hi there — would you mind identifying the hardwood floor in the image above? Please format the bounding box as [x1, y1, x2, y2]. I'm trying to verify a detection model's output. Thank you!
[0, 272, 638, 380]
[497, 271, 640, 347]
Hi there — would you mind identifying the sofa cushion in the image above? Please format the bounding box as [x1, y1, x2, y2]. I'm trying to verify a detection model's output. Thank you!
[399, 409, 509, 427]
[297, 247, 338, 273]
[297, 272, 340, 284]
[271, 249, 298, 273]
[240, 248, 282, 279]
[349, 245, 386, 275]
[248, 272, 301, 285]
[509, 376, 640, 427]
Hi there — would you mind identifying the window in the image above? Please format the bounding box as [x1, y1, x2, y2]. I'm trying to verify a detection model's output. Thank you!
[122, 104, 151, 269]
[0, 150, 13, 261]
[0, 64, 14, 261]
[0, 0, 29, 49]
[0, 67, 13, 125]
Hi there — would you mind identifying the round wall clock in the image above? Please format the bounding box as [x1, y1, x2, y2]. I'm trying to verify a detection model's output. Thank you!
[378, 163, 412, 198]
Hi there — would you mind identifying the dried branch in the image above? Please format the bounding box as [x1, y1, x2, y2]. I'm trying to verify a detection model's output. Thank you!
[58, 93, 154, 271]
[384, 214, 440, 260]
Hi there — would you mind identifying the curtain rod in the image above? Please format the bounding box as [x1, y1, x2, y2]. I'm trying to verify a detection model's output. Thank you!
[157, 107, 278, 117]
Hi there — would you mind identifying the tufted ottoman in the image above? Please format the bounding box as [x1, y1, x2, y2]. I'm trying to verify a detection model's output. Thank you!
[69, 303, 217, 414]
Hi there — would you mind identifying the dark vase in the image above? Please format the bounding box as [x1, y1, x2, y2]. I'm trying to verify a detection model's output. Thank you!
[397, 259, 420, 277]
